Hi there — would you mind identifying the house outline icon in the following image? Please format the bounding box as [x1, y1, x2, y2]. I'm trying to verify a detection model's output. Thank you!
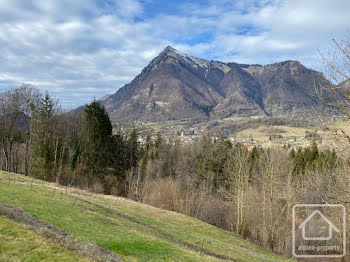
[299, 209, 340, 241]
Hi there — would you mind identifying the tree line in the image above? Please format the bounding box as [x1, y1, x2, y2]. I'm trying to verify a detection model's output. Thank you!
[131, 136, 348, 257]
[0, 85, 139, 195]
[0, 84, 349, 258]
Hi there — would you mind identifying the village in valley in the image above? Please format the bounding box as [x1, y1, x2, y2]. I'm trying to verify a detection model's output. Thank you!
[114, 116, 350, 154]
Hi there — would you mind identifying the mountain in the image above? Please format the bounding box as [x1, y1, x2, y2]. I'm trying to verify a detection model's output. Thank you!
[99, 46, 332, 122]
[241, 61, 331, 117]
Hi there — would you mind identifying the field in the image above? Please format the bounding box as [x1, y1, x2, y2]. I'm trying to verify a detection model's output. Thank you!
[0, 171, 294, 262]
[235, 125, 310, 142]
[233, 120, 350, 149]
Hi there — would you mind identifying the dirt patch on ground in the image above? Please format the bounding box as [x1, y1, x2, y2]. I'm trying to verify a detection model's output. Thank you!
[0, 204, 122, 262]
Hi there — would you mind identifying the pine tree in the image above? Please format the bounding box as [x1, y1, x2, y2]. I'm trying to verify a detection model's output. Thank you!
[292, 148, 305, 176]
[82, 100, 113, 177]
[248, 146, 260, 179]
[289, 148, 296, 159]
[30, 92, 57, 181]
[111, 131, 128, 176]
[70, 140, 80, 170]
[127, 128, 139, 169]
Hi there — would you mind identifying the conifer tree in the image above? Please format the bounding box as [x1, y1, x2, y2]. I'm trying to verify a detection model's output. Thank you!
[292, 148, 305, 176]
[82, 100, 112, 177]
[30, 92, 57, 181]
[127, 128, 139, 169]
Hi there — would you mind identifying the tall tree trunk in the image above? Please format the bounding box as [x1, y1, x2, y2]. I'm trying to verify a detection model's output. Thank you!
[24, 134, 30, 176]
[53, 136, 59, 169]
[2, 148, 8, 172]
[136, 168, 140, 202]
[56, 141, 66, 184]
[262, 183, 267, 247]
[3, 141, 12, 172]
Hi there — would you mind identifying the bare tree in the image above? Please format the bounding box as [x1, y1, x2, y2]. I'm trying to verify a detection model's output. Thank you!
[221, 147, 250, 234]
[314, 33, 350, 160]
[317, 32, 350, 113]
[0, 85, 41, 173]
[318, 33, 350, 117]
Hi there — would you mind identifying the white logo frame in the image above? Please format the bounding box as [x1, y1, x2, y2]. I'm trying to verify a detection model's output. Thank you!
[292, 204, 346, 258]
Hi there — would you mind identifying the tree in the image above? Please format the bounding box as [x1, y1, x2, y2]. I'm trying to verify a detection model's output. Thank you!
[222, 146, 250, 234]
[289, 148, 296, 159]
[30, 91, 59, 181]
[319, 34, 350, 117]
[248, 146, 262, 179]
[126, 128, 139, 169]
[292, 148, 305, 177]
[0, 85, 41, 174]
[81, 100, 113, 178]
[317, 33, 350, 158]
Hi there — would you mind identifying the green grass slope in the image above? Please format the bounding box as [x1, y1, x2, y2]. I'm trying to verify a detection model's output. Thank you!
[0, 216, 93, 262]
[0, 172, 294, 262]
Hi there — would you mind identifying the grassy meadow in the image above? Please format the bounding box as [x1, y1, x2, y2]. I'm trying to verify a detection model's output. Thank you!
[0, 171, 294, 262]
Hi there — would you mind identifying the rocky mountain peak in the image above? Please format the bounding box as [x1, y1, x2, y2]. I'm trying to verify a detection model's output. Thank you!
[154, 46, 210, 69]
[162, 45, 177, 54]
[99, 47, 332, 122]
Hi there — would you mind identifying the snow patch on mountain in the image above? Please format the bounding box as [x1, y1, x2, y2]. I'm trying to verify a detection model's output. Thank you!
[170, 47, 208, 68]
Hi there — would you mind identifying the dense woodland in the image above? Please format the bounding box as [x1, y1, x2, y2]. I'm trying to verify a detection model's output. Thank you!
[1, 84, 350, 258]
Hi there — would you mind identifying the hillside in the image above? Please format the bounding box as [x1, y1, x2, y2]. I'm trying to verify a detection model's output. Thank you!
[99, 46, 332, 122]
[0, 171, 294, 262]
[0, 216, 93, 262]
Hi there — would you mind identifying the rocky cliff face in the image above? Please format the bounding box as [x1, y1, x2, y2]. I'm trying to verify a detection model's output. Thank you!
[99, 46, 332, 122]
[242, 61, 330, 117]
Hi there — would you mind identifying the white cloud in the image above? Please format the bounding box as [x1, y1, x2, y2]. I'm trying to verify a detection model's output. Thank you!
[171, 0, 350, 68]
[0, 0, 167, 107]
[0, 0, 349, 107]
[113, 0, 143, 18]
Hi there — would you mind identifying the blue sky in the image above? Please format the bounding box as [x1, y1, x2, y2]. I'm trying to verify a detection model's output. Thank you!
[0, 0, 350, 108]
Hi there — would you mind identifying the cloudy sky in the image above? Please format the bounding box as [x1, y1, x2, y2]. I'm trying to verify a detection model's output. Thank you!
[1, 0, 350, 108]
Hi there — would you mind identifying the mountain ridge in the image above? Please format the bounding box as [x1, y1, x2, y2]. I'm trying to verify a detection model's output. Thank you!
[99, 46, 332, 122]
